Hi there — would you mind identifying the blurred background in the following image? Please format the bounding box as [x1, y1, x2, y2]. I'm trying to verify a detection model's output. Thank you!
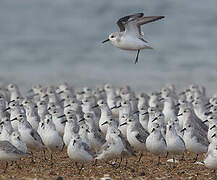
[0, 0, 217, 93]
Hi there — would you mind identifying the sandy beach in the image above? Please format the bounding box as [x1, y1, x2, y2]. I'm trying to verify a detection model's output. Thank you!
[0, 148, 215, 180]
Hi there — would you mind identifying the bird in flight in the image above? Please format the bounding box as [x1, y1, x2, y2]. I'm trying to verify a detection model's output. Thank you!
[102, 13, 164, 64]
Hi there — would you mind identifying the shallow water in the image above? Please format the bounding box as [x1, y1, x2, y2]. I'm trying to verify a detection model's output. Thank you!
[0, 0, 217, 93]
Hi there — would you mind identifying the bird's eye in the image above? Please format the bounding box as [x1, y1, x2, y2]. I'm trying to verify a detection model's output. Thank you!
[111, 35, 114, 38]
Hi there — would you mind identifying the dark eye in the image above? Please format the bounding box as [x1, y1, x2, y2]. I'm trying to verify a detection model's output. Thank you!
[111, 35, 114, 38]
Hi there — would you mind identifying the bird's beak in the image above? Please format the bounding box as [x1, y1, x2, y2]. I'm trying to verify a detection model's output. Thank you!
[101, 121, 108, 126]
[79, 118, 85, 122]
[203, 120, 208, 123]
[110, 106, 116, 110]
[120, 122, 127, 126]
[210, 125, 216, 130]
[180, 128, 186, 132]
[102, 39, 109, 43]
[11, 117, 18, 122]
[4, 107, 10, 112]
[61, 119, 67, 124]
[152, 117, 157, 122]
[211, 134, 216, 138]
[92, 104, 99, 108]
[58, 114, 66, 119]
[73, 140, 76, 145]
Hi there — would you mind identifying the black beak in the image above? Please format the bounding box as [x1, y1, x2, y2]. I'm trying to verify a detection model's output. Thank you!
[120, 122, 127, 126]
[58, 114, 66, 119]
[151, 128, 155, 133]
[180, 128, 186, 132]
[0, 121, 4, 125]
[177, 113, 183, 116]
[102, 39, 109, 43]
[175, 103, 180, 107]
[211, 134, 216, 138]
[4, 107, 10, 112]
[133, 111, 139, 114]
[58, 90, 64, 94]
[204, 112, 212, 116]
[73, 140, 76, 145]
[203, 120, 208, 123]
[101, 121, 108, 126]
[152, 117, 157, 122]
[86, 129, 90, 133]
[210, 125, 216, 130]
[142, 112, 148, 115]
[111, 106, 116, 110]
[64, 104, 71, 108]
[79, 118, 85, 122]
[11, 117, 18, 122]
[116, 104, 121, 108]
[61, 119, 67, 124]
[92, 104, 99, 108]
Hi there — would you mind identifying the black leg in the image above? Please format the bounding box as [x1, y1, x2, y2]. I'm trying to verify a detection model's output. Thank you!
[93, 159, 97, 166]
[134, 50, 140, 64]
[165, 152, 169, 158]
[138, 152, 143, 162]
[157, 156, 161, 166]
[78, 164, 84, 175]
[31, 151, 35, 164]
[125, 158, 128, 168]
[193, 154, 198, 163]
[15, 161, 21, 169]
[4, 161, 8, 173]
[50, 152, 54, 167]
[43, 150, 47, 161]
[116, 157, 123, 169]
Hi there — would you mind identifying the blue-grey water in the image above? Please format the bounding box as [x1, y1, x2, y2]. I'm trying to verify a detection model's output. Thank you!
[0, 0, 217, 93]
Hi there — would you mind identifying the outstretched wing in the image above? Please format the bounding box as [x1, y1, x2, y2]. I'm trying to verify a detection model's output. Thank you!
[116, 13, 144, 32]
[116, 13, 164, 37]
[136, 16, 164, 35]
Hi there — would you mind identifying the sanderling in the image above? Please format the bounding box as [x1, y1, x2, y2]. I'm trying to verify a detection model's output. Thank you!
[120, 115, 149, 162]
[166, 123, 185, 166]
[102, 13, 164, 64]
[0, 140, 30, 172]
[181, 122, 208, 162]
[10, 131, 27, 153]
[67, 134, 93, 174]
[146, 123, 167, 165]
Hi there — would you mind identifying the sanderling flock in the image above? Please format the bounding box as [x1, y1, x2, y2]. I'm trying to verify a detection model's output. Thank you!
[0, 82, 217, 178]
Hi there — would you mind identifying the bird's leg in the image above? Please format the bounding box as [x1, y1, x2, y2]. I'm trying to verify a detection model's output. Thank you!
[165, 152, 169, 158]
[180, 153, 185, 161]
[30, 151, 35, 164]
[75, 162, 83, 175]
[3, 161, 8, 173]
[93, 159, 97, 166]
[172, 155, 176, 168]
[193, 154, 198, 163]
[137, 152, 143, 162]
[116, 157, 122, 169]
[134, 50, 140, 64]
[157, 156, 161, 166]
[43, 149, 47, 161]
[15, 161, 21, 169]
[50, 152, 54, 167]
[125, 158, 128, 168]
